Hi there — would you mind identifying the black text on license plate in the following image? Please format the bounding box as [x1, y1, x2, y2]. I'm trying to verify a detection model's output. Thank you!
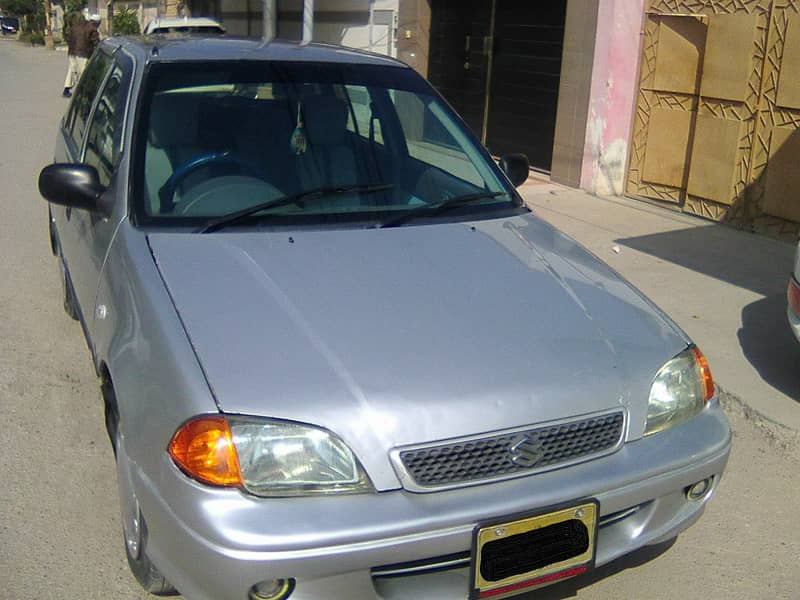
[470, 500, 598, 599]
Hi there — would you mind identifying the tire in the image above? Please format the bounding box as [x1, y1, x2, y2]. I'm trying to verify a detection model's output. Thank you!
[58, 256, 79, 321]
[108, 378, 176, 596]
[101, 376, 119, 456]
[124, 513, 176, 596]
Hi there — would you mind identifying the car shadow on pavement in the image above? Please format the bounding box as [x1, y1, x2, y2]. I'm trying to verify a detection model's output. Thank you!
[617, 225, 800, 403]
[617, 225, 793, 298]
[517, 539, 676, 599]
[738, 293, 800, 401]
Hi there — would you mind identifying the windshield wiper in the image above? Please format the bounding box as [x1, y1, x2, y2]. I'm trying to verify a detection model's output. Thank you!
[197, 183, 394, 233]
[378, 191, 510, 229]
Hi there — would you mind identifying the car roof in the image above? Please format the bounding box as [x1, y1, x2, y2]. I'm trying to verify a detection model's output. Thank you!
[106, 36, 409, 69]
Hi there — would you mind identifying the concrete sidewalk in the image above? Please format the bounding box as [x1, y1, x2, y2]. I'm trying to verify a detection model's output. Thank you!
[520, 179, 800, 431]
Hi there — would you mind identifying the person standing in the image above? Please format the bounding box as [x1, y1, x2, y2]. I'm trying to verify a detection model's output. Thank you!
[62, 13, 97, 98]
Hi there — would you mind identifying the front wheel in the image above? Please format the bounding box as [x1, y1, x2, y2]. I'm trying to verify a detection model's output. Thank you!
[116, 424, 176, 595]
[123, 506, 176, 595]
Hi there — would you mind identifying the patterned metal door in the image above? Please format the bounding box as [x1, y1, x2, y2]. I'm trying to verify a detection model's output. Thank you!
[627, 0, 800, 239]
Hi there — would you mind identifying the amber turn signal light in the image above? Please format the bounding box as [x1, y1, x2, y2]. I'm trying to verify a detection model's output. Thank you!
[168, 415, 243, 486]
[690, 346, 715, 401]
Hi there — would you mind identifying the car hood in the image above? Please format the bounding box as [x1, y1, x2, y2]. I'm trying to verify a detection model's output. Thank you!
[148, 214, 688, 490]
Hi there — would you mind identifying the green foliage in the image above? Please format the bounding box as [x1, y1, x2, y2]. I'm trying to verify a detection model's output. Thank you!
[18, 30, 44, 44]
[113, 6, 140, 35]
[63, 0, 84, 13]
[0, 0, 37, 17]
[26, 8, 45, 33]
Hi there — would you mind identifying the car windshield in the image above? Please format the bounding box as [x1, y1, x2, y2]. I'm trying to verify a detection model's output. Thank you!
[134, 61, 515, 229]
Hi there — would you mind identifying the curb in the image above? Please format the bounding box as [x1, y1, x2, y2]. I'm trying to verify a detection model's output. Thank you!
[719, 386, 799, 447]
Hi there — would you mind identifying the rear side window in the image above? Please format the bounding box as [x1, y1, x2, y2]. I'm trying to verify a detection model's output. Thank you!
[84, 63, 129, 186]
[64, 52, 113, 154]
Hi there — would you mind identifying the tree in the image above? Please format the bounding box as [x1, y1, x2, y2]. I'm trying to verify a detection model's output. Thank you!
[61, 0, 83, 12]
[0, 0, 38, 16]
[113, 7, 140, 35]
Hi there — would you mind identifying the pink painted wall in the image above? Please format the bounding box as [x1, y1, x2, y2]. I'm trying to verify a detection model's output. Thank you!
[580, 0, 646, 195]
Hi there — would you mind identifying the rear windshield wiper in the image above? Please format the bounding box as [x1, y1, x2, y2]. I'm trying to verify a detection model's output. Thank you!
[378, 191, 511, 229]
[197, 183, 394, 233]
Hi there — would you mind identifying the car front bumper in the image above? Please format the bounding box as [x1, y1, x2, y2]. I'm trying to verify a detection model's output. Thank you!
[133, 401, 731, 600]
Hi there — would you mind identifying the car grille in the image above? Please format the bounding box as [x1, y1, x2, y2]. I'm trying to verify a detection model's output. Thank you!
[395, 411, 624, 491]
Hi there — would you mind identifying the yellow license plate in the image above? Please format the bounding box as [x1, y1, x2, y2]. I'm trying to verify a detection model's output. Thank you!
[470, 500, 598, 599]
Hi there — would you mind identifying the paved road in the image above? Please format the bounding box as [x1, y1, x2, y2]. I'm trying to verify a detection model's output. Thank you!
[0, 40, 798, 600]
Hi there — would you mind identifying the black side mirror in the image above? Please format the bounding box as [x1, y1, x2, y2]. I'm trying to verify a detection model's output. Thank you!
[38, 163, 107, 213]
[499, 154, 530, 188]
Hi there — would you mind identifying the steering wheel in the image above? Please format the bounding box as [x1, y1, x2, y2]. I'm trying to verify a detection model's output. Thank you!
[158, 151, 268, 211]
[175, 175, 280, 216]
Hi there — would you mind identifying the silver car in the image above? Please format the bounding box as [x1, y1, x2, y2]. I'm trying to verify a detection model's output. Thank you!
[39, 37, 731, 600]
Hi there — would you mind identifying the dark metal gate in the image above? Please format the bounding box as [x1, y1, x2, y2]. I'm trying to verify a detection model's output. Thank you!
[427, 0, 567, 171]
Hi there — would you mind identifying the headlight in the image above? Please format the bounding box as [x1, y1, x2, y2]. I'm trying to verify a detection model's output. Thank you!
[645, 346, 715, 436]
[169, 415, 373, 496]
[230, 417, 372, 496]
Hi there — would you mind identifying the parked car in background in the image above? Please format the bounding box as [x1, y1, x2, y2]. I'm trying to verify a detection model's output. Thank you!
[787, 243, 800, 342]
[39, 36, 731, 600]
[143, 16, 224, 35]
[1, 15, 19, 35]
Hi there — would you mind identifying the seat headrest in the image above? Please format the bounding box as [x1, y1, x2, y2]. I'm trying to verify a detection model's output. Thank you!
[148, 92, 200, 148]
[302, 95, 349, 146]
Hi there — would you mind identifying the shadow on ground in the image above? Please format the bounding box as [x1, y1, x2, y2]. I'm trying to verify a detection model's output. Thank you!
[738, 293, 800, 400]
[617, 224, 792, 297]
[517, 539, 676, 599]
[617, 224, 800, 402]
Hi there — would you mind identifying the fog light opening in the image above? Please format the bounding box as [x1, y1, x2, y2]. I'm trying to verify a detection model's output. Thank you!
[248, 578, 295, 600]
[686, 477, 713, 501]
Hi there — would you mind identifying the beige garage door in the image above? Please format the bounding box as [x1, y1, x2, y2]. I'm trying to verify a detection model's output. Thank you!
[627, 0, 800, 240]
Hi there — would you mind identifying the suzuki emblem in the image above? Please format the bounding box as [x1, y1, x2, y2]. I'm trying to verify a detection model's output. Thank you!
[508, 434, 545, 468]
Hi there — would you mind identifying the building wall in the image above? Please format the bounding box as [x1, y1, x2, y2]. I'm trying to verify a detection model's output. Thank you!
[279, 0, 397, 54]
[578, 0, 645, 195]
[212, 0, 398, 56]
[400, 0, 643, 192]
[550, 0, 600, 187]
[396, 0, 430, 76]
[627, 0, 800, 240]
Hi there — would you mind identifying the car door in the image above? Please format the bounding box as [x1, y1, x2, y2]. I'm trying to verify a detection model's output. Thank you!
[54, 49, 133, 332]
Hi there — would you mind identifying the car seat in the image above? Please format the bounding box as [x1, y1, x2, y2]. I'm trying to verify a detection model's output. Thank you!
[144, 92, 203, 215]
[298, 95, 359, 189]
